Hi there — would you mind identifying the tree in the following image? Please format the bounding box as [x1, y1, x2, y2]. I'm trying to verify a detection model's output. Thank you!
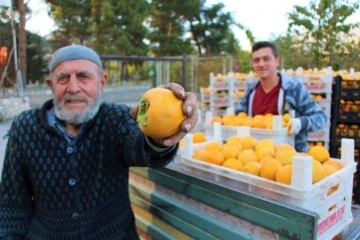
[91, 0, 149, 56]
[148, 0, 195, 56]
[90, 0, 150, 83]
[26, 31, 50, 84]
[272, 34, 312, 70]
[45, 0, 93, 48]
[287, 0, 360, 69]
[188, 2, 240, 56]
[15, 0, 27, 87]
[148, 0, 248, 57]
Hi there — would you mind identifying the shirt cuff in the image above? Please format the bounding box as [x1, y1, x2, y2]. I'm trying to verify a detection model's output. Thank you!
[145, 136, 176, 152]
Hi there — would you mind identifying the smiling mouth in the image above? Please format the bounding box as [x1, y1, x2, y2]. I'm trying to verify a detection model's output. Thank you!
[66, 100, 85, 103]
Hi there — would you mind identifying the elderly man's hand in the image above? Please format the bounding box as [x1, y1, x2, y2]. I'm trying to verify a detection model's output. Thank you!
[130, 83, 199, 147]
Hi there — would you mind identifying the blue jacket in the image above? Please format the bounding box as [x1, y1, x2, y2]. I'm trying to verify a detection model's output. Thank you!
[235, 73, 327, 152]
[0, 100, 177, 240]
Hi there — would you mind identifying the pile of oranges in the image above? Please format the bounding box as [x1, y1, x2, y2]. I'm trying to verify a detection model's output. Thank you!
[191, 134, 342, 185]
[211, 112, 292, 129]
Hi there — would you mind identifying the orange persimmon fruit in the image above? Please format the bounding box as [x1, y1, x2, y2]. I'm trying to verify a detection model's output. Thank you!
[136, 88, 186, 138]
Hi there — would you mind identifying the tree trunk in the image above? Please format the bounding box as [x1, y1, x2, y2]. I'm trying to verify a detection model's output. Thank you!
[17, 0, 27, 87]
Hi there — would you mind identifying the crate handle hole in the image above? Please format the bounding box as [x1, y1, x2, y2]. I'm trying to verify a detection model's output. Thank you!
[327, 184, 339, 196]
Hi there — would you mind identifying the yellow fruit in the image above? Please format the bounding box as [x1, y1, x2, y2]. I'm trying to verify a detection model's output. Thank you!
[238, 149, 258, 165]
[259, 156, 276, 166]
[242, 162, 262, 176]
[256, 147, 275, 161]
[322, 165, 338, 179]
[221, 145, 240, 160]
[275, 144, 296, 155]
[323, 159, 342, 170]
[252, 115, 266, 128]
[137, 88, 186, 138]
[211, 116, 223, 125]
[276, 165, 292, 185]
[237, 112, 248, 118]
[255, 139, 276, 153]
[226, 135, 243, 144]
[308, 146, 330, 163]
[222, 158, 243, 171]
[264, 113, 274, 119]
[203, 149, 225, 165]
[264, 118, 273, 129]
[312, 159, 324, 183]
[193, 132, 206, 143]
[222, 114, 236, 126]
[260, 159, 282, 180]
[242, 117, 253, 127]
[192, 149, 207, 161]
[225, 140, 243, 152]
[232, 117, 243, 126]
[282, 113, 292, 122]
[276, 148, 295, 165]
[240, 136, 258, 150]
[179, 139, 185, 147]
[204, 141, 223, 151]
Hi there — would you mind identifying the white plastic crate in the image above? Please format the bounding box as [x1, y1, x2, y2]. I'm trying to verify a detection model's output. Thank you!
[180, 136, 356, 240]
[204, 112, 294, 146]
[295, 75, 333, 94]
[307, 126, 330, 142]
[316, 98, 331, 117]
[211, 94, 229, 107]
[200, 87, 211, 103]
[210, 73, 229, 90]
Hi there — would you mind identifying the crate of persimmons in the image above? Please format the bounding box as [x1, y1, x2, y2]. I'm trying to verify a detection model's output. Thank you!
[178, 126, 356, 240]
[204, 110, 295, 146]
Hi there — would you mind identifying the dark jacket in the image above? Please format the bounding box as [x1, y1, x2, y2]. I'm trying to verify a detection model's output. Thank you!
[0, 100, 177, 240]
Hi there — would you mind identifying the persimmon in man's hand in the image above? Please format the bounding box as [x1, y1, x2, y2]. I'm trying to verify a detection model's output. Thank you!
[136, 88, 186, 138]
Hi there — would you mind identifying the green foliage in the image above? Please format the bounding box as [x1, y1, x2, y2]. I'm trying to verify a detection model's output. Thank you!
[26, 31, 50, 83]
[188, 2, 240, 56]
[237, 50, 252, 73]
[45, 0, 93, 48]
[91, 0, 149, 56]
[42, 0, 250, 58]
[148, 0, 196, 56]
[287, 0, 360, 70]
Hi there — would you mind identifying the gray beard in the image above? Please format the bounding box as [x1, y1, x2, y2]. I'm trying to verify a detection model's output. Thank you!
[54, 91, 103, 125]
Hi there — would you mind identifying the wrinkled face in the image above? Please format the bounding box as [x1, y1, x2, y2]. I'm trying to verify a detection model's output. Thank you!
[251, 47, 280, 80]
[46, 60, 107, 124]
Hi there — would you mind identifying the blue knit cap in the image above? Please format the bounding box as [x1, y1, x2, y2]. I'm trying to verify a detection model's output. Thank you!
[49, 45, 102, 72]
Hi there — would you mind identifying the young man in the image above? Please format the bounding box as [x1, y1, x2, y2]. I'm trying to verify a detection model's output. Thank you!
[235, 41, 327, 152]
[0, 45, 199, 239]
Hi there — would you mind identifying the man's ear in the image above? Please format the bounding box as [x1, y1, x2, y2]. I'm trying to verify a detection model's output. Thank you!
[276, 56, 281, 67]
[100, 73, 108, 92]
[45, 78, 52, 88]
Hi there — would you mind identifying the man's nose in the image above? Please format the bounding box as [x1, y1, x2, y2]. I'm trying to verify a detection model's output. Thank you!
[67, 76, 81, 93]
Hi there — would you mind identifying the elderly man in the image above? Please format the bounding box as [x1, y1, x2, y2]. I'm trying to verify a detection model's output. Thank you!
[0, 45, 198, 239]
